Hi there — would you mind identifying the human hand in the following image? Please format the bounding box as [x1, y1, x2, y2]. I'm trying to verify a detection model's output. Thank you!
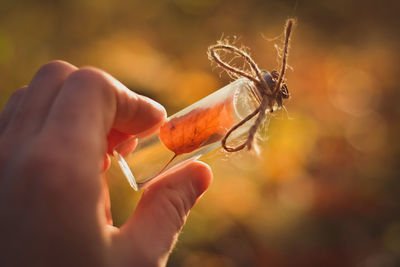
[0, 61, 212, 267]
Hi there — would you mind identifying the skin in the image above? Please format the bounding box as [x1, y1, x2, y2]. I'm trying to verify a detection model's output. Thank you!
[0, 61, 213, 267]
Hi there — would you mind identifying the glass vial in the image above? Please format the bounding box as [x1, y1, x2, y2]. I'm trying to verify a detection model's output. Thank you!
[114, 77, 262, 190]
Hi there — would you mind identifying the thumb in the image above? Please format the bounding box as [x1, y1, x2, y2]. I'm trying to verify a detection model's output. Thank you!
[113, 161, 212, 266]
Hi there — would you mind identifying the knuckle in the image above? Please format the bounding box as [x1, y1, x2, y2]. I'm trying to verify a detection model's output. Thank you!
[36, 60, 75, 77]
[70, 67, 109, 85]
[10, 86, 27, 100]
[66, 67, 115, 98]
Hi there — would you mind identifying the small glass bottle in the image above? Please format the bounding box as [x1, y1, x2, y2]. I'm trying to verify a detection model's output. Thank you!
[114, 77, 264, 190]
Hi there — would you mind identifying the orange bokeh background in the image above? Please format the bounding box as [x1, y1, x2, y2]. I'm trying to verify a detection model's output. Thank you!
[1, 0, 399, 266]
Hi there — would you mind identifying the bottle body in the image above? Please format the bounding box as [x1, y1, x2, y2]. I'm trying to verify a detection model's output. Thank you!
[115, 78, 261, 190]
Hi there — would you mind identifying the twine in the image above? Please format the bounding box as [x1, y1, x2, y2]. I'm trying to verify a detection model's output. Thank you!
[208, 19, 294, 152]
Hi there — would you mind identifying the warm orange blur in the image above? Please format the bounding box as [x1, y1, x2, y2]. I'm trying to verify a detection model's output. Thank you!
[1, 0, 399, 266]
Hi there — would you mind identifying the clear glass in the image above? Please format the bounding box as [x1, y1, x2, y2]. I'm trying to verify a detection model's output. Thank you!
[114, 78, 261, 190]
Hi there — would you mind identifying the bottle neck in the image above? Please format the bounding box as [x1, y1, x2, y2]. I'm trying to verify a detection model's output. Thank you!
[248, 71, 277, 105]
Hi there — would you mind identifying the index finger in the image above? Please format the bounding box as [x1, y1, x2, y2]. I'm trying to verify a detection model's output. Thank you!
[40, 67, 166, 166]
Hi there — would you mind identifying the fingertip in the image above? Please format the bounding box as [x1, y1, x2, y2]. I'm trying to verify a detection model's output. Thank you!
[187, 161, 213, 196]
[113, 137, 137, 157]
[126, 94, 167, 137]
[107, 129, 137, 155]
[111, 91, 166, 136]
[143, 160, 213, 197]
[102, 154, 111, 172]
[142, 95, 167, 120]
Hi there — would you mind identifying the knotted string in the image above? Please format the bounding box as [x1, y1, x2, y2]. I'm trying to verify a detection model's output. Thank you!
[208, 19, 294, 152]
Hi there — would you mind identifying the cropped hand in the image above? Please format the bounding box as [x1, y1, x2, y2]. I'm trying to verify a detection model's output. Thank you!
[0, 61, 212, 267]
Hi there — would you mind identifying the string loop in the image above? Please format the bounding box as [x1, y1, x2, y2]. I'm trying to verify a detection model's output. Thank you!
[208, 19, 295, 152]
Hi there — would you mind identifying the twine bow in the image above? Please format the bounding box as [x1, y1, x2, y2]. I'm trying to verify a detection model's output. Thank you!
[208, 19, 294, 152]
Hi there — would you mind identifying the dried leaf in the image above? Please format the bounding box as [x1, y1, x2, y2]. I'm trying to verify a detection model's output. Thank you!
[160, 98, 235, 155]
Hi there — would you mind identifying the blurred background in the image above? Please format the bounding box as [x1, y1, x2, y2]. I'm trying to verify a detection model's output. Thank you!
[1, 0, 399, 266]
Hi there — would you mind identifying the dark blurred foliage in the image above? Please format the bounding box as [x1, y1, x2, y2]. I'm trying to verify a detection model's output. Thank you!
[1, 0, 400, 266]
